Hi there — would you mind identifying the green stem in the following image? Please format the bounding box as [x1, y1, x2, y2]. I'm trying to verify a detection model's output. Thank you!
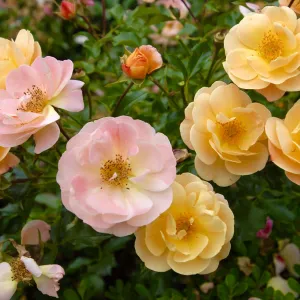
[111, 82, 134, 116]
[181, 85, 188, 106]
[180, 0, 198, 23]
[78, 15, 98, 39]
[87, 88, 93, 120]
[205, 46, 220, 85]
[177, 38, 191, 56]
[12, 177, 56, 184]
[102, 0, 107, 36]
[58, 121, 70, 141]
[149, 77, 180, 109]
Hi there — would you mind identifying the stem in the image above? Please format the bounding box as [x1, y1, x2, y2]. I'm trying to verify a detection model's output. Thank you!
[102, 0, 106, 36]
[79, 15, 98, 39]
[111, 82, 134, 116]
[58, 121, 70, 141]
[289, 0, 296, 7]
[62, 111, 83, 127]
[205, 46, 220, 85]
[178, 38, 191, 56]
[149, 77, 180, 109]
[12, 177, 56, 184]
[181, 85, 188, 106]
[181, 0, 198, 23]
[87, 88, 93, 120]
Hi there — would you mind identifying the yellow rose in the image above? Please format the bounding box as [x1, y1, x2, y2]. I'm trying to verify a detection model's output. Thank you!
[223, 6, 300, 102]
[0, 29, 41, 89]
[180, 81, 270, 187]
[266, 101, 300, 185]
[135, 173, 234, 275]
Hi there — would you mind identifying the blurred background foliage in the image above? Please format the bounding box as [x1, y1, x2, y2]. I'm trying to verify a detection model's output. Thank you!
[0, 0, 300, 299]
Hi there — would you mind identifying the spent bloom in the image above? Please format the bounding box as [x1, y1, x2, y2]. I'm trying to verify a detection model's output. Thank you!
[121, 45, 163, 80]
[0, 256, 64, 299]
[180, 82, 270, 187]
[135, 173, 234, 275]
[256, 217, 273, 239]
[59, 0, 76, 20]
[280, 243, 300, 277]
[0, 29, 41, 89]
[268, 276, 298, 297]
[0, 147, 19, 175]
[21, 220, 51, 245]
[224, 6, 300, 102]
[265, 100, 300, 185]
[57, 116, 176, 237]
[279, 0, 300, 14]
[0, 56, 84, 154]
[150, 21, 183, 46]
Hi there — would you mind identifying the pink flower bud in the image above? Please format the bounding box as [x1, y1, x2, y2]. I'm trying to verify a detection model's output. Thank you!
[80, 0, 95, 6]
[256, 217, 273, 239]
[59, 0, 76, 20]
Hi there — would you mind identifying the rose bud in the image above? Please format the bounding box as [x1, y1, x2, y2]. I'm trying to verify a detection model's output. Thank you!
[59, 0, 76, 20]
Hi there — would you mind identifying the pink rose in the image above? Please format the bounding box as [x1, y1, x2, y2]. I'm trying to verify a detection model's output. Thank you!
[57, 116, 177, 237]
[0, 56, 84, 154]
[21, 220, 51, 245]
[256, 217, 273, 239]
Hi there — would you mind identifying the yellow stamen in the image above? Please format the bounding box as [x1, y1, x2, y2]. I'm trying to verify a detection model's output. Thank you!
[176, 213, 194, 237]
[258, 30, 284, 62]
[217, 119, 245, 144]
[10, 258, 32, 282]
[18, 85, 47, 113]
[100, 154, 132, 188]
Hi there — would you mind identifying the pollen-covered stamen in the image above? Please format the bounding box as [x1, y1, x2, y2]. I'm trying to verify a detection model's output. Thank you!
[10, 258, 32, 282]
[217, 119, 246, 144]
[18, 85, 47, 113]
[258, 30, 284, 62]
[100, 154, 132, 188]
[175, 213, 194, 239]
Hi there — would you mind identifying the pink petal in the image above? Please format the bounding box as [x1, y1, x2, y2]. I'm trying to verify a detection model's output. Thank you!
[34, 122, 60, 154]
[0, 262, 17, 300]
[0, 152, 20, 175]
[34, 275, 59, 298]
[21, 257, 42, 277]
[21, 220, 51, 245]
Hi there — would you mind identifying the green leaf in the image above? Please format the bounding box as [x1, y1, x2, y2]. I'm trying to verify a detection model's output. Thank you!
[225, 274, 236, 289]
[259, 271, 271, 288]
[263, 201, 295, 223]
[0, 176, 11, 190]
[35, 193, 61, 209]
[165, 54, 188, 79]
[217, 285, 229, 300]
[105, 74, 129, 87]
[63, 289, 81, 300]
[113, 32, 140, 47]
[132, 5, 172, 25]
[74, 61, 95, 74]
[288, 278, 300, 294]
[135, 284, 152, 300]
[233, 283, 248, 297]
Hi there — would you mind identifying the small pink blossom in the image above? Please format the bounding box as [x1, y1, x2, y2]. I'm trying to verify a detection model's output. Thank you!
[0, 56, 84, 154]
[256, 217, 273, 239]
[0, 257, 64, 299]
[57, 116, 177, 237]
[80, 0, 95, 6]
[21, 220, 51, 245]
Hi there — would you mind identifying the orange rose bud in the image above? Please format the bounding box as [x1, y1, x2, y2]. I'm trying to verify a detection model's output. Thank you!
[59, 0, 76, 20]
[121, 45, 163, 80]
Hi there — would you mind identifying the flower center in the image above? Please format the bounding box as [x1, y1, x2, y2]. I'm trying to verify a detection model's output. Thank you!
[18, 85, 47, 113]
[258, 30, 284, 62]
[217, 119, 245, 144]
[176, 213, 194, 239]
[10, 258, 32, 282]
[100, 154, 132, 188]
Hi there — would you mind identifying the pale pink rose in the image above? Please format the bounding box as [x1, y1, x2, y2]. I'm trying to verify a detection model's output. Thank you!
[256, 217, 273, 239]
[239, 2, 263, 16]
[157, 0, 190, 19]
[0, 147, 19, 175]
[0, 257, 64, 299]
[0, 56, 84, 154]
[21, 220, 51, 245]
[57, 116, 177, 237]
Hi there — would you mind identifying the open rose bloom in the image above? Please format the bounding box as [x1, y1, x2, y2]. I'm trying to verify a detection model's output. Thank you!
[121, 45, 163, 80]
[266, 100, 300, 185]
[0, 146, 19, 175]
[57, 116, 176, 236]
[224, 6, 300, 102]
[0, 29, 41, 89]
[135, 173, 234, 275]
[0, 256, 64, 299]
[180, 82, 270, 186]
[0, 56, 84, 154]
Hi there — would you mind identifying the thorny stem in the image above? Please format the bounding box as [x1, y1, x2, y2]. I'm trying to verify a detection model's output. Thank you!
[149, 77, 180, 109]
[58, 121, 71, 141]
[102, 0, 107, 36]
[111, 82, 134, 116]
[79, 15, 98, 39]
[289, 0, 296, 7]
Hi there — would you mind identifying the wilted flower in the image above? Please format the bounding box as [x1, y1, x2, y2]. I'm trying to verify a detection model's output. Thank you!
[256, 217, 273, 239]
[224, 6, 300, 102]
[274, 254, 286, 276]
[237, 257, 254, 276]
[279, 0, 300, 14]
[280, 243, 300, 277]
[21, 220, 51, 245]
[180, 81, 270, 187]
[0, 256, 64, 299]
[59, 0, 76, 20]
[268, 276, 298, 297]
[0, 147, 19, 175]
[200, 282, 214, 294]
[0, 56, 84, 154]
[135, 173, 234, 275]
[57, 116, 176, 237]
[121, 45, 163, 80]
[266, 101, 300, 185]
[0, 29, 41, 89]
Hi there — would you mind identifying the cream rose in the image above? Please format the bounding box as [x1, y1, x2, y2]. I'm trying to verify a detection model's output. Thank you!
[224, 6, 300, 102]
[135, 173, 234, 275]
[266, 100, 300, 185]
[180, 81, 270, 187]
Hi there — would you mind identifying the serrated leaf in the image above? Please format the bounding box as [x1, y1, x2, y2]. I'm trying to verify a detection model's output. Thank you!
[165, 54, 188, 79]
